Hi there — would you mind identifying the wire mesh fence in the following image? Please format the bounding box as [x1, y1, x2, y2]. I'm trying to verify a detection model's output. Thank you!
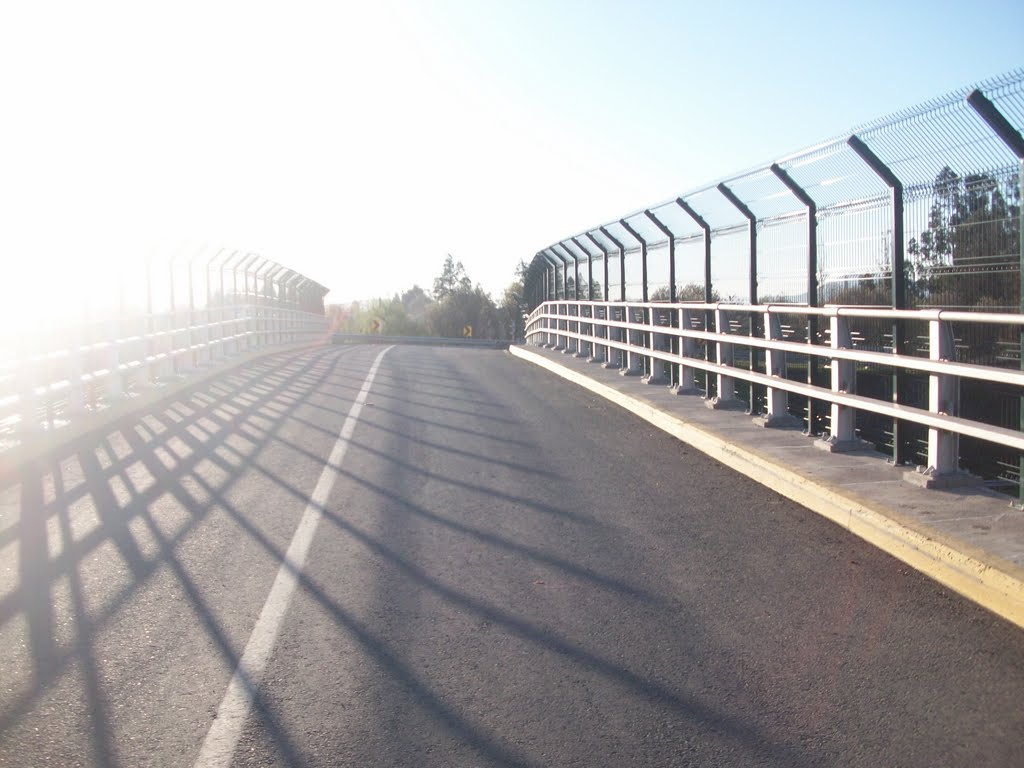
[526, 69, 1023, 317]
[524, 69, 1024, 498]
[0, 246, 330, 365]
[0, 246, 331, 449]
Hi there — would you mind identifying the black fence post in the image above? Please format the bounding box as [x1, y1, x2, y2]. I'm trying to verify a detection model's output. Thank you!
[644, 209, 678, 384]
[675, 198, 714, 396]
[586, 232, 610, 302]
[769, 164, 820, 434]
[618, 220, 650, 375]
[619, 219, 648, 303]
[643, 209, 676, 302]
[556, 243, 580, 300]
[967, 88, 1024, 504]
[846, 135, 907, 462]
[600, 226, 626, 302]
[572, 237, 594, 301]
[716, 183, 758, 305]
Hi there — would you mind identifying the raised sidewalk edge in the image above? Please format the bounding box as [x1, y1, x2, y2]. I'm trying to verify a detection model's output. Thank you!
[509, 344, 1024, 632]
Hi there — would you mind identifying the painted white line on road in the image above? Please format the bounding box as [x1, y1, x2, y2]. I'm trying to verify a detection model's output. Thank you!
[194, 345, 394, 768]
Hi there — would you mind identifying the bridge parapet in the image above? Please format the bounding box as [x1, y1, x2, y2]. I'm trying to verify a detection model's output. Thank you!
[526, 300, 1024, 494]
[0, 248, 329, 453]
[523, 69, 1024, 499]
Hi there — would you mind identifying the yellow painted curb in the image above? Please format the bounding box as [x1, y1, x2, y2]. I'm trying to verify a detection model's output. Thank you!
[510, 345, 1024, 631]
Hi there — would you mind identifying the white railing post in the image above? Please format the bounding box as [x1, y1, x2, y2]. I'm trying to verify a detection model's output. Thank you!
[222, 307, 234, 356]
[563, 303, 578, 355]
[564, 303, 570, 351]
[187, 305, 196, 370]
[67, 327, 86, 415]
[589, 305, 606, 363]
[17, 342, 39, 438]
[557, 303, 568, 351]
[674, 308, 701, 394]
[755, 311, 802, 428]
[601, 305, 621, 369]
[106, 315, 125, 400]
[644, 306, 668, 385]
[247, 304, 257, 350]
[575, 304, 590, 358]
[707, 307, 742, 410]
[209, 307, 223, 363]
[179, 309, 195, 373]
[904, 316, 978, 488]
[928, 316, 959, 474]
[224, 303, 235, 357]
[815, 313, 864, 447]
[563, 303, 572, 352]
[201, 307, 212, 365]
[158, 314, 172, 378]
[621, 306, 642, 376]
[169, 310, 180, 374]
[240, 304, 249, 351]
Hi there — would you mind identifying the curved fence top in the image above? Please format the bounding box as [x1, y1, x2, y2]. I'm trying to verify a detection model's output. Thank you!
[0, 244, 330, 363]
[526, 69, 1024, 313]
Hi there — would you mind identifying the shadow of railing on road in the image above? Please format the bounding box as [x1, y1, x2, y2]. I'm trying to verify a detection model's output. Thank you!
[0, 344, 359, 766]
[0, 342, 812, 767]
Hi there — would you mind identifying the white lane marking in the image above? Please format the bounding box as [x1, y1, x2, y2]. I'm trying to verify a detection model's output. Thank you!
[194, 345, 394, 768]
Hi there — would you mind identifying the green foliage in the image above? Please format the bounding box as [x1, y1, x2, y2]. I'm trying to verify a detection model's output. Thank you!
[819, 278, 892, 307]
[401, 285, 431, 320]
[432, 254, 472, 300]
[327, 257, 519, 340]
[649, 284, 720, 302]
[562, 274, 603, 299]
[496, 263, 528, 340]
[427, 285, 500, 338]
[908, 166, 1021, 309]
[327, 295, 430, 336]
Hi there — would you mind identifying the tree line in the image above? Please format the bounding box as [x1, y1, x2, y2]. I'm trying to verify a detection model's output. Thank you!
[826, 165, 1020, 309]
[906, 165, 1020, 310]
[327, 255, 527, 340]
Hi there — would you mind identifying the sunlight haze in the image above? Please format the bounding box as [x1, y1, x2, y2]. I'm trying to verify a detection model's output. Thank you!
[2, 0, 1022, 321]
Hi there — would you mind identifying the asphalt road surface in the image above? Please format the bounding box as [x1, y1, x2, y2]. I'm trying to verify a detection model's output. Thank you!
[1, 344, 1022, 767]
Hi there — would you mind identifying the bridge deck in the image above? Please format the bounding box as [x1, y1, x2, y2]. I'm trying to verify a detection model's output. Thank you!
[1, 344, 1022, 767]
[513, 344, 1024, 627]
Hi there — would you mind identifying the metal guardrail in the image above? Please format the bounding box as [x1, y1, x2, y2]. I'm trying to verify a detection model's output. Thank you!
[526, 299, 1024, 489]
[1, 305, 328, 446]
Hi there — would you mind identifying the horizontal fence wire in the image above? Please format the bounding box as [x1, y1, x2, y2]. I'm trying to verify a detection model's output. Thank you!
[525, 69, 1023, 318]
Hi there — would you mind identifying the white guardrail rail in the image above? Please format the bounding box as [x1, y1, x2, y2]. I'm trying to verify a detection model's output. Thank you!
[0, 305, 328, 443]
[526, 300, 1024, 486]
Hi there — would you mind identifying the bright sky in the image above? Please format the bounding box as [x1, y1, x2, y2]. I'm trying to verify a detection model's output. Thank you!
[2, 0, 1022, 315]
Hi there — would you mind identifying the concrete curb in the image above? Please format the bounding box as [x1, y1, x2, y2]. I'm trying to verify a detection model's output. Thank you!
[510, 344, 1024, 631]
[1, 340, 331, 480]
